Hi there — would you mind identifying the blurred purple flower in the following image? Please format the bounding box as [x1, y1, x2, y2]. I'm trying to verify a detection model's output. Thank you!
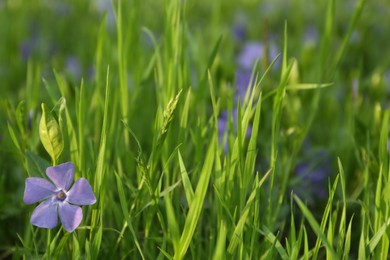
[21, 41, 32, 61]
[350, 30, 361, 44]
[233, 24, 247, 41]
[218, 110, 229, 139]
[304, 26, 319, 47]
[51, 2, 72, 16]
[23, 162, 96, 232]
[88, 65, 96, 81]
[237, 41, 279, 71]
[237, 42, 264, 70]
[66, 56, 81, 80]
[20, 25, 40, 62]
[235, 70, 252, 102]
[387, 139, 390, 154]
[21, 39, 37, 62]
[95, 0, 115, 30]
[218, 108, 253, 151]
[293, 150, 332, 201]
[259, 2, 280, 17]
[352, 78, 359, 102]
[384, 70, 390, 88]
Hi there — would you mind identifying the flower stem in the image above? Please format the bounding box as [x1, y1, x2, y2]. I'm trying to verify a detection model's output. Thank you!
[46, 229, 51, 259]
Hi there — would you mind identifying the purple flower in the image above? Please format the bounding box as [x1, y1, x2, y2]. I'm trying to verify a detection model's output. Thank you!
[350, 30, 361, 44]
[352, 78, 359, 102]
[233, 23, 247, 41]
[65, 56, 81, 80]
[23, 162, 96, 232]
[235, 70, 252, 102]
[384, 70, 390, 88]
[237, 41, 279, 71]
[237, 42, 265, 70]
[88, 65, 96, 81]
[95, 0, 116, 30]
[293, 150, 332, 201]
[217, 108, 253, 151]
[21, 40, 33, 61]
[303, 26, 319, 47]
[387, 139, 390, 154]
[20, 25, 40, 62]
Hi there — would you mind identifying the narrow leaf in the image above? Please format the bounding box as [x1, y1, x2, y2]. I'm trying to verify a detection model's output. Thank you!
[178, 150, 194, 207]
[293, 195, 337, 259]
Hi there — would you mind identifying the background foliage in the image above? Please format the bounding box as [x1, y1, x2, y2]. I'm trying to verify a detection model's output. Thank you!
[1, 0, 390, 258]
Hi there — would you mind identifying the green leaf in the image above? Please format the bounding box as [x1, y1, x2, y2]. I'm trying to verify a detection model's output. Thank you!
[72, 233, 80, 260]
[178, 150, 194, 207]
[85, 239, 91, 259]
[337, 158, 347, 255]
[52, 232, 70, 259]
[302, 226, 310, 260]
[7, 123, 21, 152]
[16, 100, 26, 136]
[257, 226, 289, 260]
[212, 220, 227, 260]
[343, 216, 354, 260]
[286, 83, 333, 90]
[39, 103, 64, 164]
[228, 170, 270, 255]
[165, 194, 180, 255]
[369, 217, 390, 253]
[176, 134, 216, 259]
[92, 223, 103, 259]
[115, 171, 145, 259]
[25, 150, 50, 178]
[358, 225, 366, 260]
[293, 194, 338, 259]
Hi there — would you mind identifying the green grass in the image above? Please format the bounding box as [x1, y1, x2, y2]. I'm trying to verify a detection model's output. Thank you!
[1, 0, 390, 258]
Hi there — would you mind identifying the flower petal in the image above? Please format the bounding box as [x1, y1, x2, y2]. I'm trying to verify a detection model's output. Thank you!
[67, 178, 96, 205]
[30, 199, 58, 229]
[46, 162, 75, 191]
[24, 177, 56, 204]
[237, 42, 264, 70]
[58, 203, 82, 232]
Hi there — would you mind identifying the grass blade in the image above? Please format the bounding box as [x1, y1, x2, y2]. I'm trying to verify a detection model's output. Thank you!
[293, 195, 337, 259]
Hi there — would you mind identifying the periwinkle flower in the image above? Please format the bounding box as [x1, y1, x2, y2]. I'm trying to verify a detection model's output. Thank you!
[293, 150, 331, 202]
[65, 56, 81, 80]
[88, 65, 96, 81]
[218, 110, 229, 140]
[50, 2, 72, 16]
[95, 0, 116, 30]
[20, 25, 40, 62]
[352, 78, 359, 102]
[21, 40, 33, 61]
[387, 139, 390, 154]
[350, 30, 361, 44]
[233, 23, 247, 41]
[237, 41, 279, 71]
[295, 163, 329, 199]
[384, 70, 390, 88]
[303, 26, 319, 47]
[235, 70, 253, 102]
[23, 162, 96, 232]
[237, 42, 265, 71]
[218, 108, 253, 151]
